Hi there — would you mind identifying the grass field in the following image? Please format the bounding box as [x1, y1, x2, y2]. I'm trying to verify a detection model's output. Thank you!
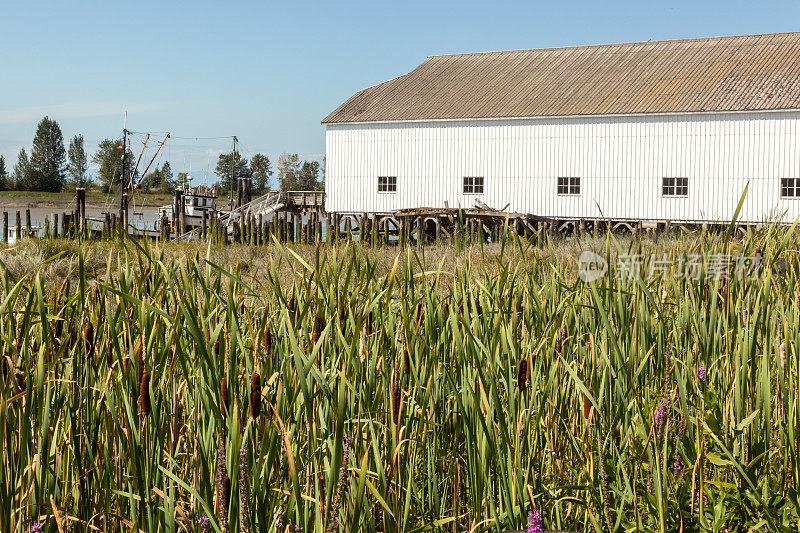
[0, 227, 798, 532]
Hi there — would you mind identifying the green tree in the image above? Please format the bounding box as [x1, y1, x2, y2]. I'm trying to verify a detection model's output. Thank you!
[67, 134, 89, 188]
[13, 148, 32, 190]
[277, 153, 300, 190]
[214, 151, 249, 193]
[0, 155, 7, 191]
[140, 161, 175, 193]
[29, 116, 67, 191]
[250, 153, 273, 194]
[296, 160, 322, 191]
[93, 139, 134, 192]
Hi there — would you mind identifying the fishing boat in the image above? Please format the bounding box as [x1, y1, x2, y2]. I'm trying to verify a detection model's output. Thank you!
[156, 187, 218, 233]
[6, 225, 41, 245]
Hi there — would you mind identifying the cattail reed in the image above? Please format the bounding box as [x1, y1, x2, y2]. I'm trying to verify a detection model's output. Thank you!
[139, 371, 151, 417]
[366, 311, 373, 336]
[220, 377, 228, 419]
[84, 322, 94, 361]
[136, 337, 144, 387]
[583, 388, 594, 421]
[312, 313, 325, 345]
[517, 359, 528, 393]
[392, 384, 401, 424]
[249, 373, 261, 419]
[263, 325, 272, 356]
[106, 335, 113, 367]
[288, 295, 296, 314]
[403, 348, 410, 377]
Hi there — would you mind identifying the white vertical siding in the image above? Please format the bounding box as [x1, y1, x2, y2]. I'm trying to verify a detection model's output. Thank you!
[325, 111, 800, 223]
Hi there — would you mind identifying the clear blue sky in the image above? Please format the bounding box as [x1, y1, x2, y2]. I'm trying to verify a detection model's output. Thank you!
[1, 0, 799, 185]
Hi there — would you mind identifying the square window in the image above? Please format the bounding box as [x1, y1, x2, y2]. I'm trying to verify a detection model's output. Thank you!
[558, 177, 580, 195]
[378, 176, 396, 193]
[463, 177, 484, 194]
[781, 178, 798, 198]
[663, 177, 687, 197]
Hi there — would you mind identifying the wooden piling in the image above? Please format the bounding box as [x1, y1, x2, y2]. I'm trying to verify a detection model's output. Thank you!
[2, 212, 7, 244]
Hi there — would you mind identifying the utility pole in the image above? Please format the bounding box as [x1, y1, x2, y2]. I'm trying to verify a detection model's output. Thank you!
[231, 136, 238, 209]
[120, 112, 128, 230]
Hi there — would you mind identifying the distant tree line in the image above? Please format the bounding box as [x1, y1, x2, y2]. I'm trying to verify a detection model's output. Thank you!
[0, 116, 323, 196]
[210, 151, 323, 195]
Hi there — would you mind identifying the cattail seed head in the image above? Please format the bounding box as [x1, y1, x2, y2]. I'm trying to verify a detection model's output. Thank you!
[365, 311, 373, 335]
[338, 299, 346, 323]
[403, 348, 410, 377]
[84, 322, 94, 361]
[517, 359, 528, 393]
[263, 326, 272, 356]
[392, 385, 401, 424]
[220, 377, 228, 419]
[139, 371, 151, 417]
[106, 335, 113, 367]
[136, 337, 144, 386]
[583, 388, 594, 421]
[312, 314, 325, 345]
[214, 340, 220, 361]
[288, 296, 296, 314]
[249, 373, 261, 419]
[779, 341, 786, 371]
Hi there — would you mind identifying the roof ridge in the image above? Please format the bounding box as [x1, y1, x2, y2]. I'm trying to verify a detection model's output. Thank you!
[426, 31, 800, 59]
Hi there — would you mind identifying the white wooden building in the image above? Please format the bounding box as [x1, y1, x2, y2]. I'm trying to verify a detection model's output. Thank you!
[323, 33, 800, 225]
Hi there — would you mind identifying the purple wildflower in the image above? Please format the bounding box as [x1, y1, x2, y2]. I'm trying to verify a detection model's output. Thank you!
[31, 523, 44, 533]
[655, 402, 669, 434]
[664, 342, 672, 362]
[673, 454, 683, 473]
[527, 510, 543, 533]
[694, 490, 709, 509]
[294, 525, 302, 531]
[197, 516, 210, 533]
[698, 365, 707, 382]
[240, 447, 252, 533]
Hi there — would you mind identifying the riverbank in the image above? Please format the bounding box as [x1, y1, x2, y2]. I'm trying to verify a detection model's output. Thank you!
[0, 190, 172, 210]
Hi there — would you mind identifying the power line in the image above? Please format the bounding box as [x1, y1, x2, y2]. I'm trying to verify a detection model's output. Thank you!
[127, 130, 235, 141]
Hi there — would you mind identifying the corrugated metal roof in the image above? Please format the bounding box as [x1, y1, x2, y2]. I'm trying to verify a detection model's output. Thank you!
[322, 32, 800, 123]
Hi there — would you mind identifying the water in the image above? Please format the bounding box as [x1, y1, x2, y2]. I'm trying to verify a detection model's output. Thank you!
[0, 206, 162, 234]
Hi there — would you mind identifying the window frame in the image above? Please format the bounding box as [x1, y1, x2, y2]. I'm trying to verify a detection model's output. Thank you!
[556, 177, 581, 196]
[377, 176, 397, 194]
[463, 176, 484, 195]
[662, 177, 689, 198]
[780, 178, 800, 198]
